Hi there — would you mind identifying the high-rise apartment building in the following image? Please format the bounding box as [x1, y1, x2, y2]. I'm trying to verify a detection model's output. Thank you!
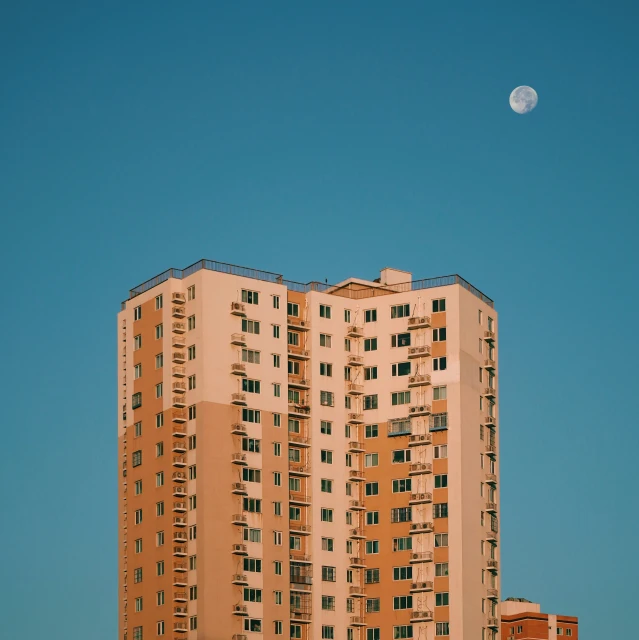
[501, 599, 578, 639]
[118, 261, 500, 640]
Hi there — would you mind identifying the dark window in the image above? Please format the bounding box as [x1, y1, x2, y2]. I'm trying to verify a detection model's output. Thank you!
[132, 450, 142, 467]
[132, 393, 142, 409]
[432, 299, 446, 313]
[433, 503, 449, 518]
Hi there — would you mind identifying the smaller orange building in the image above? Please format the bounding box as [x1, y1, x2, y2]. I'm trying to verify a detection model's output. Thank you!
[502, 598, 578, 639]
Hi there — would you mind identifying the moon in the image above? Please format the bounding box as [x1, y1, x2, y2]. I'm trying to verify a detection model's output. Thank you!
[509, 86, 538, 114]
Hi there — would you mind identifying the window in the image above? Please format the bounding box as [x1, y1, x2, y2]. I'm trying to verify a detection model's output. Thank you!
[242, 348, 261, 364]
[155, 324, 163, 339]
[434, 445, 448, 459]
[322, 595, 336, 611]
[243, 588, 262, 602]
[321, 508, 333, 522]
[435, 592, 449, 606]
[273, 531, 283, 545]
[155, 442, 164, 457]
[364, 337, 378, 351]
[345, 396, 352, 409]
[435, 533, 448, 547]
[364, 366, 378, 381]
[365, 309, 377, 322]
[393, 626, 413, 639]
[434, 474, 448, 488]
[157, 531, 164, 547]
[391, 507, 412, 523]
[344, 338, 351, 351]
[392, 448, 411, 464]
[365, 424, 378, 438]
[188, 495, 196, 511]
[320, 362, 333, 377]
[392, 478, 412, 493]
[392, 362, 411, 377]
[187, 315, 195, 330]
[242, 408, 261, 423]
[365, 568, 380, 583]
[244, 619, 261, 633]
[321, 537, 334, 552]
[319, 333, 332, 347]
[322, 566, 336, 581]
[155, 501, 165, 517]
[433, 357, 447, 371]
[393, 565, 413, 580]
[133, 567, 143, 583]
[273, 621, 283, 635]
[134, 363, 142, 379]
[431, 412, 448, 430]
[319, 304, 331, 319]
[321, 626, 335, 640]
[320, 420, 332, 435]
[366, 511, 379, 525]
[156, 413, 164, 428]
[365, 540, 380, 554]
[242, 318, 260, 334]
[132, 392, 142, 409]
[133, 627, 142, 640]
[320, 391, 334, 406]
[435, 622, 450, 636]
[321, 479, 333, 493]
[488, 317, 494, 331]
[272, 324, 280, 339]
[241, 289, 259, 305]
[132, 450, 142, 467]
[242, 468, 262, 483]
[393, 595, 413, 609]
[367, 629, 380, 640]
[156, 560, 164, 576]
[243, 498, 262, 513]
[135, 538, 143, 554]
[432, 299, 446, 312]
[157, 590, 165, 605]
[155, 353, 163, 369]
[271, 295, 280, 309]
[188, 405, 196, 420]
[155, 382, 163, 398]
[242, 378, 261, 394]
[134, 335, 142, 351]
[434, 503, 448, 518]
[320, 450, 333, 464]
[134, 480, 142, 496]
[134, 305, 142, 321]
[273, 413, 281, 427]
[435, 562, 449, 576]
[365, 482, 379, 496]
[273, 442, 281, 457]
[365, 453, 379, 467]
[287, 302, 299, 317]
[344, 309, 351, 322]
[364, 394, 378, 410]
[134, 421, 142, 437]
[189, 585, 198, 601]
[433, 327, 447, 341]
[391, 333, 411, 347]
[274, 561, 282, 575]
[366, 598, 380, 613]
[188, 465, 196, 480]
[391, 391, 411, 405]
[156, 471, 164, 487]
[433, 385, 447, 400]
[390, 304, 410, 319]
[393, 537, 412, 552]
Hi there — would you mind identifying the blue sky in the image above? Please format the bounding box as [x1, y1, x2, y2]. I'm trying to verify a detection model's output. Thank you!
[1, 1, 637, 636]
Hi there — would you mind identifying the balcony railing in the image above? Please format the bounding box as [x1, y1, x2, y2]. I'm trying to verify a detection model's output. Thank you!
[388, 419, 412, 437]
[172, 322, 186, 334]
[347, 383, 364, 395]
[231, 482, 247, 495]
[487, 559, 499, 572]
[347, 354, 364, 366]
[288, 376, 311, 389]
[349, 470, 365, 482]
[231, 333, 247, 346]
[408, 374, 431, 387]
[408, 433, 432, 446]
[172, 351, 186, 363]
[347, 413, 364, 424]
[172, 306, 185, 318]
[231, 392, 247, 405]
[407, 316, 431, 329]
[231, 453, 247, 466]
[408, 345, 431, 358]
[231, 363, 247, 376]
[288, 318, 311, 331]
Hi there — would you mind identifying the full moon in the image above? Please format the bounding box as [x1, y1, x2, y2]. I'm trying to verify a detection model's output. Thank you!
[509, 86, 538, 114]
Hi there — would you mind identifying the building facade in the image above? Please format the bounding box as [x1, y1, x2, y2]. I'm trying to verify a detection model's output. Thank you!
[118, 261, 500, 640]
[501, 599, 578, 639]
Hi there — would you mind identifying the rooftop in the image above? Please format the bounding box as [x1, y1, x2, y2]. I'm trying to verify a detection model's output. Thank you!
[123, 259, 493, 309]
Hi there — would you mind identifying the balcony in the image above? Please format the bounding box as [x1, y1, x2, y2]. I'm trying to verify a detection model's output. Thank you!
[231, 363, 247, 376]
[408, 374, 431, 388]
[410, 521, 434, 535]
[172, 409, 187, 423]
[230, 302, 246, 317]
[232, 513, 248, 526]
[232, 604, 248, 616]
[349, 528, 366, 540]
[288, 404, 311, 420]
[232, 574, 248, 586]
[408, 345, 431, 359]
[410, 551, 434, 564]
[173, 546, 188, 557]
[487, 588, 499, 600]
[173, 531, 187, 543]
[409, 404, 431, 417]
[173, 591, 187, 602]
[172, 306, 186, 319]
[172, 351, 186, 364]
[484, 330, 496, 343]
[349, 557, 366, 568]
[173, 575, 187, 587]
[487, 618, 499, 628]
[482, 416, 497, 427]
[290, 553, 312, 564]
[172, 292, 185, 304]
[487, 559, 499, 572]
[411, 610, 434, 623]
[172, 335, 186, 349]
[232, 544, 248, 556]
[172, 441, 187, 454]
[485, 441, 497, 456]
[290, 492, 311, 506]
[174, 622, 188, 633]
[289, 376, 311, 390]
[288, 347, 310, 361]
[346, 325, 364, 338]
[174, 606, 188, 617]
[289, 463, 311, 477]
[409, 462, 433, 476]
[289, 522, 312, 535]
[347, 413, 364, 425]
[409, 433, 432, 447]
[483, 358, 496, 371]
[231, 392, 247, 406]
[290, 569, 313, 586]
[231, 422, 247, 435]
[485, 502, 497, 514]
[172, 396, 186, 409]
[349, 499, 366, 511]
[173, 561, 187, 572]
[288, 318, 311, 332]
[408, 316, 431, 330]
[231, 333, 247, 346]
[173, 516, 186, 527]
[172, 424, 187, 439]
[349, 470, 365, 482]
[172, 322, 186, 334]
[172, 381, 186, 395]
[232, 482, 248, 495]
[409, 492, 433, 505]
[232, 635, 248, 640]
[351, 617, 366, 627]
[349, 585, 366, 598]
[388, 419, 412, 437]
[231, 453, 248, 466]
[483, 387, 496, 399]
[486, 530, 498, 544]
[172, 486, 187, 498]
[348, 440, 365, 453]
[411, 581, 434, 593]
[290, 608, 312, 623]
[288, 433, 311, 448]
[347, 383, 364, 396]
[172, 455, 187, 468]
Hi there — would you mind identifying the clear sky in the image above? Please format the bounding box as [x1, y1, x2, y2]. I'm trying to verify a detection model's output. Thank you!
[1, 1, 637, 637]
